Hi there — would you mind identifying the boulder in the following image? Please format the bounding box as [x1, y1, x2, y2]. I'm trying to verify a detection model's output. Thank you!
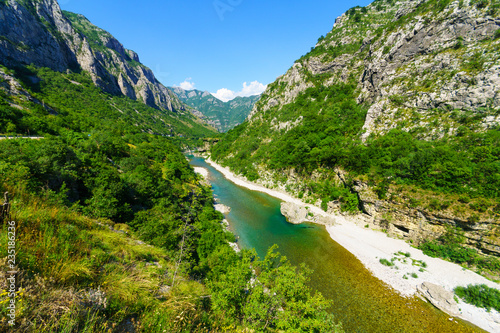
[280, 202, 309, 224]
[417, 282, 459, 317]
[215, 204, 231, 215]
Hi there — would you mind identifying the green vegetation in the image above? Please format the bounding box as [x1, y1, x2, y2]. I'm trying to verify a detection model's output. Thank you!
[495, 29, 500, 40]
[379, 258, 394, 267]
[455, 284, 500, 312]
[0, 65, 214, 146]
[171, 88, 259, 133]
[419, 228, 500, 276]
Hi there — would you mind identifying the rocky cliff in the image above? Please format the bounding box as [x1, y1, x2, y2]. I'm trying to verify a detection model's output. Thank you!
[251, 0, 500, 138]
[0, 0, 186, 113]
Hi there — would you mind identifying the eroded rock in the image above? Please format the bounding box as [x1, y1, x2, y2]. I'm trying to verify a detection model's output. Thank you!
[417, 282, 459, 317]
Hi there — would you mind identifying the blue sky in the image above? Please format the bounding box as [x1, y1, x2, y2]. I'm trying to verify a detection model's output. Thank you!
[60, 0, 372, 101]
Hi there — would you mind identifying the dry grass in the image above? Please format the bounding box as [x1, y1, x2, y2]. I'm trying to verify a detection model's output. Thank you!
[0, 190, 210, 332]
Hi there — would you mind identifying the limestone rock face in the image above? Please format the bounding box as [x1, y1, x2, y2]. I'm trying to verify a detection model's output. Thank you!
[0, 0, 79, 71]
[250, 0, 500, 137]
[0, 0, 186, 113]
[347, 176, 500, 257]
[417, 282, 460, 316]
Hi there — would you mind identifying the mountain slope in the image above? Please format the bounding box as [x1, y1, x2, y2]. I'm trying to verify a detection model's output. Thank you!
[212, 0, 500, 272]
[170, 87, 260, 132]
[0, 0, 187, 113]
[0, 0, 216, 142]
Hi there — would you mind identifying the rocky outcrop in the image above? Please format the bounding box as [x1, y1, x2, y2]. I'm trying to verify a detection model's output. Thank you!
[417, 282, 460, 316]
[280, 202, 309, 224]
[348, 177, 500, 257]
[280, 202, 333, 225]
[0, 0, 186, 113]
[215, 204, 231, 215]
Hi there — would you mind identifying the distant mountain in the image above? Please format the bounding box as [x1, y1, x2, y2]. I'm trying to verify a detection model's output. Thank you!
[170, 87, 260, 132]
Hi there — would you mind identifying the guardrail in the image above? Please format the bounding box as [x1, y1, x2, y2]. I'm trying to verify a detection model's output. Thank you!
[0, 135, 44, 140]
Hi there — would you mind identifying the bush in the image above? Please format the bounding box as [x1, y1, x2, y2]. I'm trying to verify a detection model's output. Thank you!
[380, 258, 394, 267]
[495, 29, 500, 40]
[455, 284, 500, 312]
[458, 195, 471, 204]
[469, 198, 490, 212]
[419, 241, 477, 264]
[475, 0, 489, 9]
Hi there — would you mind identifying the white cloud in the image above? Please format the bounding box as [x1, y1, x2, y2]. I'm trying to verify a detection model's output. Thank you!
[176, 78, 195, 90]
[212, 81, 267, 102]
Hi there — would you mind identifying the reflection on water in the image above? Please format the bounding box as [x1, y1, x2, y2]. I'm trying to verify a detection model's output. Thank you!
[189, 156, 483, 333]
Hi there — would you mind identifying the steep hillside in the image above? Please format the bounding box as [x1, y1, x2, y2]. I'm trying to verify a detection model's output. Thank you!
[0, 0, 216, 143]
[170, 87, 260, 132]
[0, 65, 216, 145]
[250, 0, 500, 137]
[0, 0, 187, 113]
[212, 0, 500, 277]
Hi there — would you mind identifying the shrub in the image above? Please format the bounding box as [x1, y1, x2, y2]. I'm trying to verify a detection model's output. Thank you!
[455, 284, 500, 312]
[469, 198, 490, 212]
[458, 195, 471, 204]
[495, 29, 500, 40]
[453, 37, 464, 49]
[380, 258, 394, 267]
[475, 0, 489, 9]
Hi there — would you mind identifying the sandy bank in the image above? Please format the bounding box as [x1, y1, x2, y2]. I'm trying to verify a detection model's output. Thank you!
[206, 158, 500, 333]
[193, 166, 209, 178]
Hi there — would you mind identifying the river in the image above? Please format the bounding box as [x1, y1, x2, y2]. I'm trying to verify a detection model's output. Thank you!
[189, 156, 483, 333]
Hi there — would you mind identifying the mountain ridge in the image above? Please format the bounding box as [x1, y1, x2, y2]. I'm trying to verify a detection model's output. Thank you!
[170, 86, 260, 132]
[0, 0, 189, 113]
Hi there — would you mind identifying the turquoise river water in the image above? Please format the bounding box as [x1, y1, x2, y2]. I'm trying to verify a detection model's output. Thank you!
[189, 156, 484, 333]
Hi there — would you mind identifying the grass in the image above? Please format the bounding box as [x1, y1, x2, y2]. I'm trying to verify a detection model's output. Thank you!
[0, 190, 212, 332]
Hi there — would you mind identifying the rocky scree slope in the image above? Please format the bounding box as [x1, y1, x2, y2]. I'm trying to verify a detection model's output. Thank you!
[212, 0, 500, 264]
[170, 87, 260, 132]
[0, 0, 188, 114]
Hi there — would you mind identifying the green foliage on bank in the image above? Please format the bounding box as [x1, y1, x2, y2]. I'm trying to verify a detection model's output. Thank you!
[348, 129, 500, 199]
[212, 83, 367, 180]
[0, 64, 341, 331]
[455, 284, 500, 312]
[419, 228, 500, 275]
[212, 78, 500, 214]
